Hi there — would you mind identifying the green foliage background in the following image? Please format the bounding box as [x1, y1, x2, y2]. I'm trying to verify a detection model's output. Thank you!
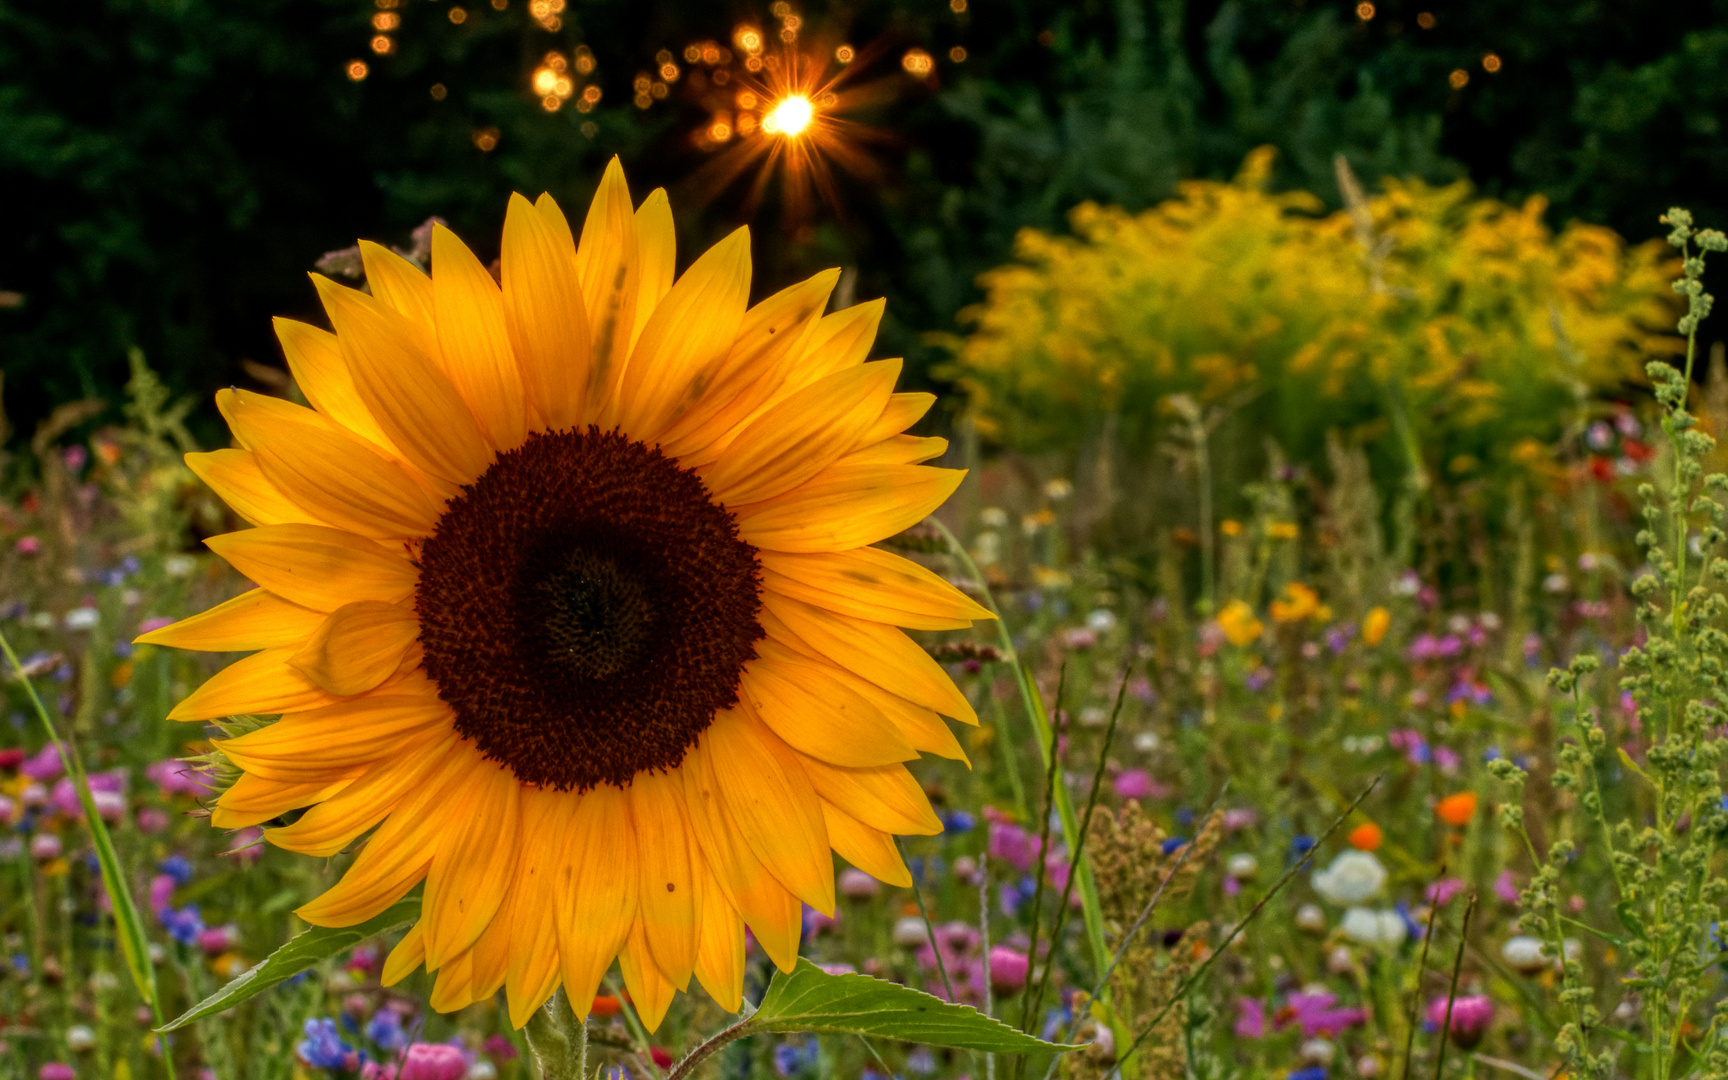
[2, 0, 1725, 438]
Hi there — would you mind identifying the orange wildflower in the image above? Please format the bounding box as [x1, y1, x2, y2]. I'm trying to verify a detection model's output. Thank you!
[1436, 792, 1478, 827]
[1347, 822, 1383, 851]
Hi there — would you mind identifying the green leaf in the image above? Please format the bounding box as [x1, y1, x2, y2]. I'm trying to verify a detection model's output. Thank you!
[158, 898, 420, 1032]
[748, 959, 1081, 1054]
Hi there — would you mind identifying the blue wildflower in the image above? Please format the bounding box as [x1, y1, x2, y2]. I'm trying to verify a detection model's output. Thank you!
[162, 906, 205, 947]
[941, 810, 976, 833]
[772, 1038, 819, 1077]
[1290, 835, 1317, 861]
[158, 854, 193, 884]
[1161, 837, 1189, 855]
[10, 954, 28, 978]
[297, 1018, 351, 1069]
[366, 1008, 408, 1051]
[1290, 1068, 1328, 1080]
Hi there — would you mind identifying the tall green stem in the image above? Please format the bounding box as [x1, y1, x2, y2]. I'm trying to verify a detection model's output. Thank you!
[523, 990, 589, 1080]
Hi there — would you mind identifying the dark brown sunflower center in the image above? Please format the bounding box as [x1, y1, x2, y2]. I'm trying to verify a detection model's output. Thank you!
[415, 428, 763, 791]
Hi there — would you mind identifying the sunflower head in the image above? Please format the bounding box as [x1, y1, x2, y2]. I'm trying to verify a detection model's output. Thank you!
[142, 158, 990, 1030]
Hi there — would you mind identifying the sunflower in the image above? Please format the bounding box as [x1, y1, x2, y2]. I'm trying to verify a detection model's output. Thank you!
[140, 158, 989, 1029]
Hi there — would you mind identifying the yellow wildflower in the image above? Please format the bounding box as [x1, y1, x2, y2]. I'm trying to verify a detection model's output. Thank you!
[1362, 606, 1391, 645]
[1216, 600, 1263, 645]
[1267, 522, 1300, 540]
[1269, 582, 1320, 623]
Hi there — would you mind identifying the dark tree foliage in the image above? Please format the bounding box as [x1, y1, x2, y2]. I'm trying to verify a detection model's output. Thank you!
[1, 0, 1724, 438]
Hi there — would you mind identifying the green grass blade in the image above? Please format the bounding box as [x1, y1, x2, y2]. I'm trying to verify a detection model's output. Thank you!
[0, 630, 158, 1011]
[159, 897, 421, 1031]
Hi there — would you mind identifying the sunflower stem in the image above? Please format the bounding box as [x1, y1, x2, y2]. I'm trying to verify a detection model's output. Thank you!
[524, 990, 588, 1080]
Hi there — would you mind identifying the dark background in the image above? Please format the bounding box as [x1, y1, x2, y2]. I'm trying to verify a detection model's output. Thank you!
[3, 0, 1726, 443]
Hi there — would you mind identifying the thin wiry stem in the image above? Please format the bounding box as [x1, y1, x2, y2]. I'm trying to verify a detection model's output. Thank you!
[1114, 775, 1383, 1070]
[1432, 894, 1479, 1080]
[1024, 664, 1131, 1028]
[1018, 666, 1066, 1035]
[1400, 865, 1451, 1080]
[901, 837, 959, 1005]
[981, 851, 996, 1080]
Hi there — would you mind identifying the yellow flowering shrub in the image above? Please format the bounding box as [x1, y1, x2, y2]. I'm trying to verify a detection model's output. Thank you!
[948, 148, 1679, 477]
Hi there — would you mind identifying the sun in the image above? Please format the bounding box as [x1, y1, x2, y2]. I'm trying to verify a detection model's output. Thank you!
[762, 94, 814, 137]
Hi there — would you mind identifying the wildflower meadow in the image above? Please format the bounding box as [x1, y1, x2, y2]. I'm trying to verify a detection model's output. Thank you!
[3, 8, 1728, 1077]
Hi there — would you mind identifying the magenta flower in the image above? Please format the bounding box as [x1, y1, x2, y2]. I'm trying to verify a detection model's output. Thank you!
[137, 616, 176, 636]
[1493, 870, 1521, 905]
[988, 821, 1040, 872]
[986, 946, 1029, 994]
[1284, 991, 1368, 1037]
[21, 744, 62, 781]
[1428, 993, 1494, 1048]
[146, 760, 214, 798]
[38, 1064, 75, 1080]
[397, 1043, 469, 1080]
[1425, 878, 1467, 906]
[1234, 997, 1267, 1038]
[149, 874, 177, 915]
[1112, 769, 1167, 800]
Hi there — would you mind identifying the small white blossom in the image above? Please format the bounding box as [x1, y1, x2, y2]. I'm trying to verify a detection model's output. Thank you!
[1312, 850, 1387, 905]
[1340, 907, 1406, 948]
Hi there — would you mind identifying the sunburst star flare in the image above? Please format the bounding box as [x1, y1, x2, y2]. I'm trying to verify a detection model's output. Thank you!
[141, 157, 989, 1030]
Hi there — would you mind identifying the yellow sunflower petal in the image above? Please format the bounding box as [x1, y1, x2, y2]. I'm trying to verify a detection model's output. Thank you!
[430, 224, 530, 451]
[273, 317, 399, 455]
[203, 524, 417, 613]
[691, 854, 745, 1012]
[739, 645, 917, 767]
[314, 275, 494, 489]
[168, 647, 338, 722]
[657, 270, 838, 461]
[609, 227, 750, 442]
[266, 731, 460, 856]
[625, 770, 697, 989]
[737, 463, 965, 553]
[759, 547, 993, 630]
[506, 788, 566, 1029]
[618, 920, 677, 1033]
[223, 689, 452, 785]
[211, 771, 356, 829]
[760, 593, 977, 724]
[856, 391, 936, 445]
[502, 192, 591, 429]
[553, 787, 638, 1020]
[429, 948, 478, 1011]
[574, 158, 639, 409]
[134, 588, 324, 652]
[220, 389, 443, 538]
[357, 242, 441, 359]
[382, 921, 426, 987]
[681, 743, 803, 972]
[288, 599, 420, 696]
[796, 756, 943, 836]
[295, 747, 478, 927]
[632, 188, 676, 350]
[836, 435, 949, 467]
[820, 801, 912, 887]
[701, 360, 900, 506]
[881, 696, 970, 764]
[706, 709, 834, 914]
[186, 448, 319, 529]
[423, 758, 520, 969]
[795, 298, 885, 385]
